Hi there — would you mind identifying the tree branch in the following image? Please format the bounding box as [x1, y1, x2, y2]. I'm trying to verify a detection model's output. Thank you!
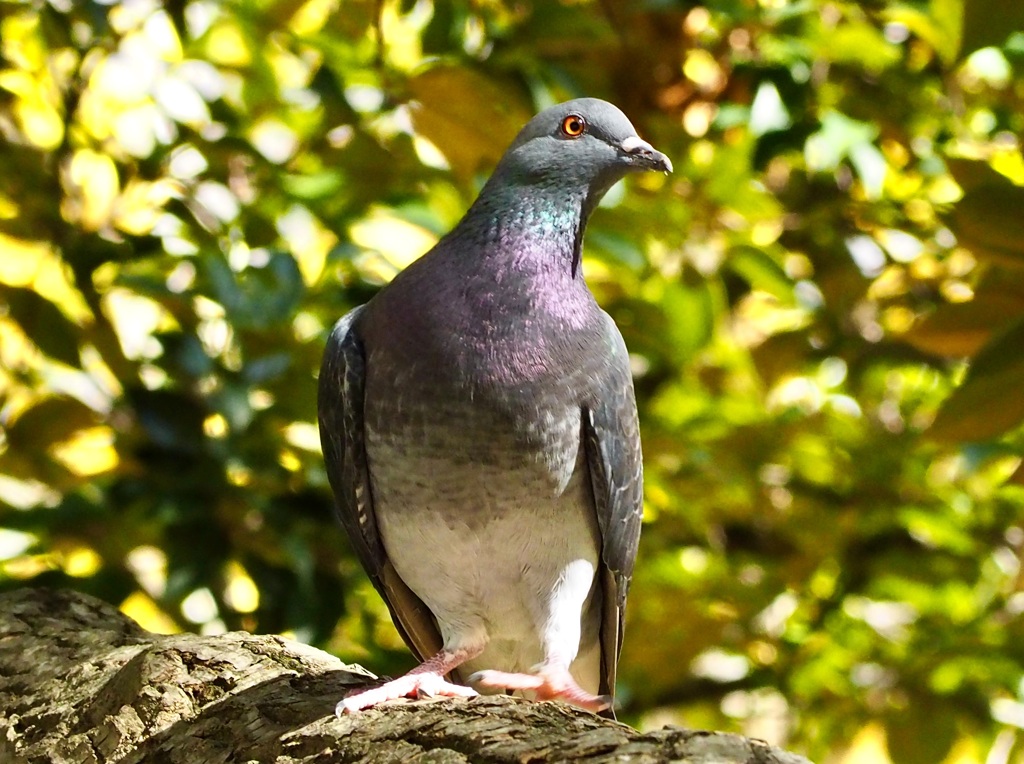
[0, 588, 813, 763]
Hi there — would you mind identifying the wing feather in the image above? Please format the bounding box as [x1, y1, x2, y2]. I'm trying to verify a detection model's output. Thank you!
[583, 313, 644, 701]
[318, 307, 443, 663]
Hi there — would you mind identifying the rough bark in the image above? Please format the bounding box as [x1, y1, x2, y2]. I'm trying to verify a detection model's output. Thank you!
[0, 588, 813, 763]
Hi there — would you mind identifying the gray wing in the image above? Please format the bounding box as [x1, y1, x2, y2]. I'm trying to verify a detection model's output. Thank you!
[583, 313, 644, 701]
[318, 306, 443, 664]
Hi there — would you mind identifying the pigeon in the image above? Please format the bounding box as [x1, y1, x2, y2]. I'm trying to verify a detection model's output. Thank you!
[318, 97, 670, 716]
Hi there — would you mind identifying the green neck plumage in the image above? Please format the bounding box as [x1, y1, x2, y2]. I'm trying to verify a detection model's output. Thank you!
[459, 170, 593, 276]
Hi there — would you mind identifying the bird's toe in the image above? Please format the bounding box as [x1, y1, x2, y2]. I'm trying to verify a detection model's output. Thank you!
[336, 672, 477, 715]
[468, 667, 610, 712]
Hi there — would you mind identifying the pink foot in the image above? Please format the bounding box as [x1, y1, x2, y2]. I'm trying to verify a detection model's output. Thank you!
[468, 667, 611, 713]
[337, 647, 482, 715]
[337, 671, 478, 714]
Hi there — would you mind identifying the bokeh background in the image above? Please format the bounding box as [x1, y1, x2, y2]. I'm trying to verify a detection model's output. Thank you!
[2, 0, 1024, 761]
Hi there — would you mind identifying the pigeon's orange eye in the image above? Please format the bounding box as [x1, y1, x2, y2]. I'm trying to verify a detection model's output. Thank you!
[561, 114, 586, 138]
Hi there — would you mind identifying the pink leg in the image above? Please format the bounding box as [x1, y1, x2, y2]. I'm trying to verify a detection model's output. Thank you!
[337, 647, 480, 715]
[468, 665, 611, 713]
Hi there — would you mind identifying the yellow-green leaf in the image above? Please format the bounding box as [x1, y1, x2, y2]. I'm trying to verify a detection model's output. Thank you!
[408, 65, 530, 181]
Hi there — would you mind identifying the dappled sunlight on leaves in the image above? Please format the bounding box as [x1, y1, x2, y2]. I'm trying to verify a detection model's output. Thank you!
[0, 0, 1023, 761]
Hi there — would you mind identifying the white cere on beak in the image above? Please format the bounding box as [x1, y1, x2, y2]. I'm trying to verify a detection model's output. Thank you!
[619, 135, 673, 174]
[620, 135, 655, 154]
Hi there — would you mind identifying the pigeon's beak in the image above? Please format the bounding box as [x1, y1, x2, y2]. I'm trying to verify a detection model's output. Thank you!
[620, 135, 673, 174]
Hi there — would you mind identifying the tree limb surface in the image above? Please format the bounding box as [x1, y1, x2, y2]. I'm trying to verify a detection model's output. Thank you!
[0, 588, 813, 763]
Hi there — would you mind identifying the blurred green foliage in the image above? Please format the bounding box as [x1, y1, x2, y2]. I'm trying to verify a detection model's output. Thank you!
[2, 0, 1024, 761]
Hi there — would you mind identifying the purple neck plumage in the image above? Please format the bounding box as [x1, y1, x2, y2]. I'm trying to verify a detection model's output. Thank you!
[451, 174, 594, 282]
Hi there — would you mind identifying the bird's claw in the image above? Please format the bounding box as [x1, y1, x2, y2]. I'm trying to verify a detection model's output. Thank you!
[468, 668, 612, 713]
[337, 672, 478, 715]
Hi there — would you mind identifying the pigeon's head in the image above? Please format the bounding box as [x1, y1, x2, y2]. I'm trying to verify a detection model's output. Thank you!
[495, 98, 672, 201]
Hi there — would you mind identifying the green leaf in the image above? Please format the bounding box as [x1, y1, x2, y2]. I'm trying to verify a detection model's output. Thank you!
[950, 182, 1024, 266]
[751, 330, 811, 385]
[200, 251, 305, 330]
[886, 700, 958, 764]
[960, 0, 1024, 56]
[660, 279, 716, 360]
[4, 396, 100, 452]
[282, 170, 344, 200]
[945, 157, 1009, 193]
[817, 20, 901, 73]
[805, 111, 878, 172]
[128, 388, 206, 454]
[1, 286, 81, 367]
[909, 278, 1024, 358]
[928, 318, 1024, 441]
[587, 229, 646, 269]
[885, 0, 962, 65]
[728, 245, 794, 301]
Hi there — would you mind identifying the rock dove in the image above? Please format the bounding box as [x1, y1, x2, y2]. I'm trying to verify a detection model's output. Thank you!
[318, 97, 670, 715]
